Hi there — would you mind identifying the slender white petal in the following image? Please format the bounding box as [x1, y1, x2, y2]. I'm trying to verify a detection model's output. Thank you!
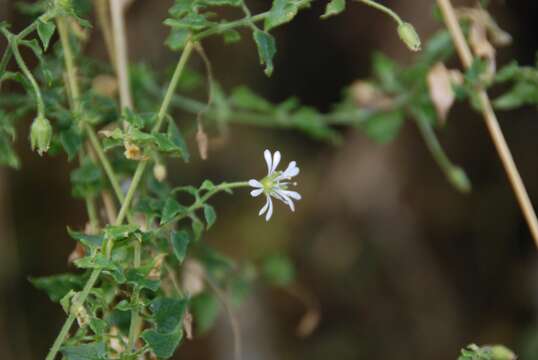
[271, 151, 281, 173]
[265, 196, 273, 221]
[248, 179, 263, 188]
[276, 161, 299, 180]
[259, 195, 270, 216]
[281, 190, 301, 200]
[264, 149, 273, 175]
[278, 191, 295, 211]
[250, 188, 263, 197]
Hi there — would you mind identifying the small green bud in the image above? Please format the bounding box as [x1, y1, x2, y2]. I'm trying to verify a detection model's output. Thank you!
[30, 116, 52, 156]
[489, 345, 516, 360]
[448, 166, 472, 193]
[397, 22, 421, 52]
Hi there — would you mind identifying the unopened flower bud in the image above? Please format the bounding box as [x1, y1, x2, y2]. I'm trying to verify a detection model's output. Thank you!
[153, 163, 167, 182]
[448, 166, 471, 194]
[30, 116, 52, 156]
[397, 22, 421, 52]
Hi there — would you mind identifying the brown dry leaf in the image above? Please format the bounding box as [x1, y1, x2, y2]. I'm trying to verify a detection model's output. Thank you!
[196, 123, 208, 160]
[67, 242, 85, 264]
[148, 253, 167, 281]
[92, 75, 118, 98]
[469, 21, 496, 78]
[349, 81, 393, 110]
[427, 63, 456, 125]
[109, 326, 126, 354]
[182, 259, 206, 296]
[183, 310, 194, 340]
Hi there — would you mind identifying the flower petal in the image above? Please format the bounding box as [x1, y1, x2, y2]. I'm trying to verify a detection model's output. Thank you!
[265, 196, 274, 221]
[259, 195, 270, 216]
[264, 149, 273, 175]
[271, 151, 281, 173]
[250, 188, 264, 197]
[248, 179, 263, 188]
[282, 190, 301, 200]
[277, 161, 299, 180]
[275, 190, 295, 211]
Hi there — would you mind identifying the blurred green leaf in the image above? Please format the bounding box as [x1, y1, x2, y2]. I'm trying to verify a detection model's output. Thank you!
[61, 342, 107, 360]
[142, 328, 183, 359]
[29, 273, 85, 302]
[261, 254, 295, 287]
[360, 110, 404, 143]
[253, 30, 276, 77]
[203, 205, 217, 229]
[37, 20, 56, 51]
[321, 0, 345, 19]
[171, 230, 191, 263]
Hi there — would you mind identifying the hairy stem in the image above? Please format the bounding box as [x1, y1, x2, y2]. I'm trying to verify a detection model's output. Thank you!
[437, 0, 538, 246]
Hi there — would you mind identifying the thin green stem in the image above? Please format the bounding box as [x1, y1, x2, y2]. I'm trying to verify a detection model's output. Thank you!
[153, 41, 194, 133]
[45, 269, 100, 360]
[192, 0, 311, 41]
[85, 197, 99, 231]
[356, 0, 403, 25]
[9, 39, 45, 117]
[57, 17, 125, 205]
[127, 241, 141, 352]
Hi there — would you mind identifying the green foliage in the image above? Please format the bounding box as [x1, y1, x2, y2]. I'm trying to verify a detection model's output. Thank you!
[252, 30, 276, 77]
[321, 0, 346, 19]
[458, 344, 516, 360]
[30, 273, 86, 302]
[261, 254, 295, 287]
[61, 342, 107, 360]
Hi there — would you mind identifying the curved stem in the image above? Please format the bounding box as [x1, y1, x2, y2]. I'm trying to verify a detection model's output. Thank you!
[9, 40, 45, 117]
[356, 0, 403, 25]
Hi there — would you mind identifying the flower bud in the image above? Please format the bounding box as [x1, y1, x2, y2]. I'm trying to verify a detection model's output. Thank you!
[153, 163, 167, 182]
[448, 166, 471, 194]
[30, 116, 52, 156]
[397, 22, 421, 52]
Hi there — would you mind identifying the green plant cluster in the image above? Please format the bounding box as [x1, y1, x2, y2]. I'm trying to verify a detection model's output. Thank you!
[0, 0, 533, 358]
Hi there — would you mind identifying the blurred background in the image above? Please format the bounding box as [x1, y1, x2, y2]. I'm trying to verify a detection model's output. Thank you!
[2, 0, 538, 359]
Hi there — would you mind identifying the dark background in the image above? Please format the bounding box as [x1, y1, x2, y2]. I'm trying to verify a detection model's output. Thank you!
[1, 0, 538, 359]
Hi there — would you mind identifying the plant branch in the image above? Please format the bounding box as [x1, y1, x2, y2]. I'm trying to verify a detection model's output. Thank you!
[437, 0, 538, 246]
[356, 0, 403, 25]
[110, 0, 133, 110]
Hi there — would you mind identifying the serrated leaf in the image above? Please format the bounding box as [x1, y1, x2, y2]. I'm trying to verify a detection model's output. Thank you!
[37, 20, 56, 50]
[253, 30, 276, 77]
[171, 230, 191, 263]
[126, 268, 161, 291]
[29, 273, 85, 302]
[168, 120, 190, 162]
[321, 0, 345, 19]
[161, 197, 188, 224]
[203, 205, 216, 229]
[200, 179, 215, 191]
[61, 342, 107, 360]
[68, 228, 104, 249]
[149, 297, 189, 333]
[265, 0, 301, 31]
[142, 328, 183, 359]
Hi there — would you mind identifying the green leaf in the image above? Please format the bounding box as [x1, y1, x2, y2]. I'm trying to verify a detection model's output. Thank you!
[191, 216, 204, 242]
[360, 110, 404, 143]
[67, 228, 104, 249]
[61, 342, 107, 360]
[166, 28, 190, 51]
[321, 0, 345, 19]
[149, 297, 189, 333]
[191, 293, 219, 335]
[142, 328, 183, 359]
[372, 52, 400, 92]
[261, 254, 295, 287]
[59, 126, 83, 161]
[230, 86, 273, 112]
[494, 82, 538, 110]
[37, 20, 56, 51]
[89, 318, 108, 337]
[265, 0, 301, 31]
[70, 160, 103, 198]
[167, 120, 190, 162]
[126, 268, 160, 291]
[0, 133, 20, 169]
[104, 224, 139, 242]
[223, 29, 241, 44]
[200, 179, 216, 192]
[203, 205, 217, 229]
[29, 273, 84, 302]
[171, 230, 191, 263]
[161, 197, 188, 224]
[252, 30, 276, 77]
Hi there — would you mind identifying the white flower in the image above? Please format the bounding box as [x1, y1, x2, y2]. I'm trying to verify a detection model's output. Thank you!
[249, 149, 301, 221]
